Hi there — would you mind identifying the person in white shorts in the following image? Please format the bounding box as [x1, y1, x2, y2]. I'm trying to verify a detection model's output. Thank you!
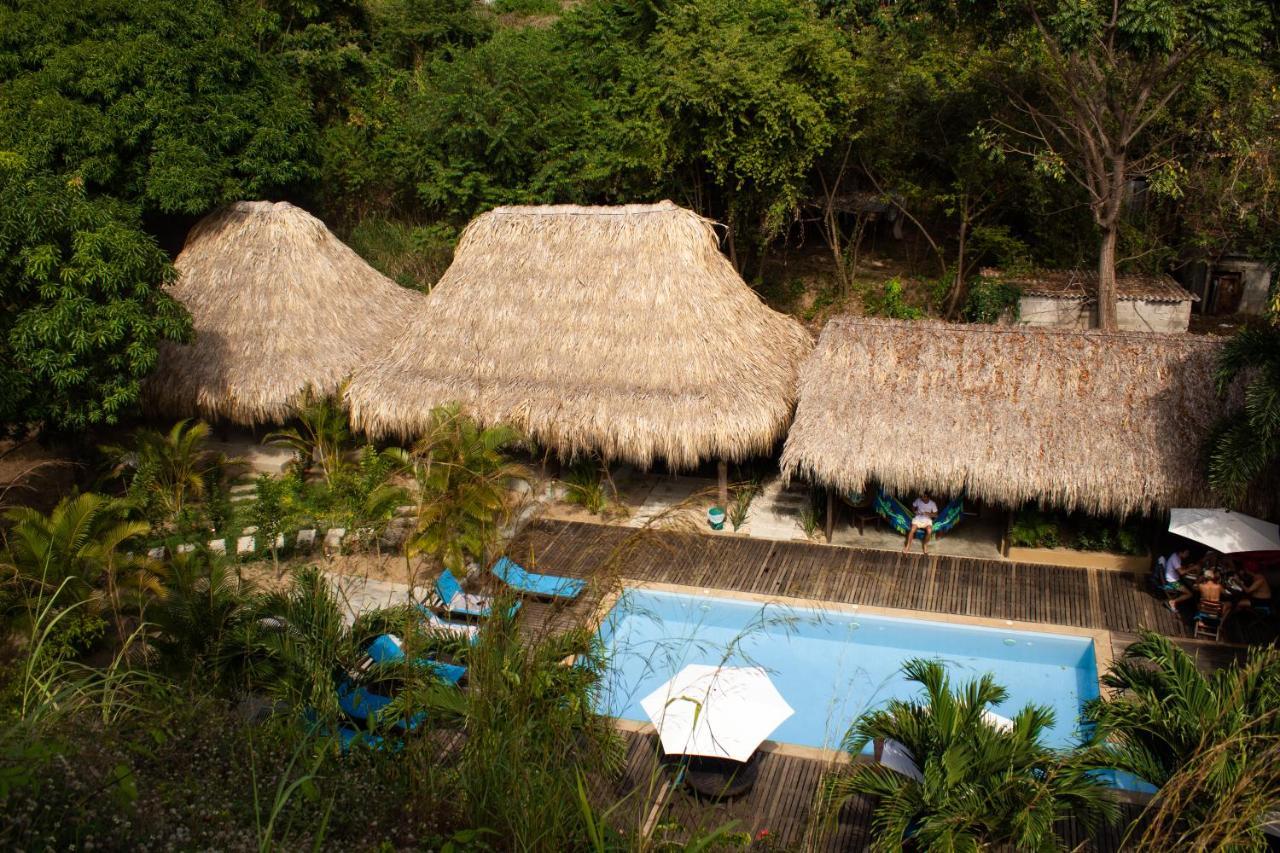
[903, 492, 939, 554]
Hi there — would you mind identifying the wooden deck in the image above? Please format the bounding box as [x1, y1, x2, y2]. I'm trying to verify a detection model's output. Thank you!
[504, 518, 1241, 851]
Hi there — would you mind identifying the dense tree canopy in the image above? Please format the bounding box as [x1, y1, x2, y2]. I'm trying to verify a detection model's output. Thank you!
[0, 155, 191, 432]
[0, 0, 318, 216]
[0, 0, 1276, 431]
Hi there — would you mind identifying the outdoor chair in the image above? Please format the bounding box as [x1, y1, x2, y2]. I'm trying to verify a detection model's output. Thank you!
[366, 633, 467, 686]
[433, 568, 521, 621]
[491, 556, 585, 600]
[1193, 599, 1224, 642]
[416, 608, 481, 644]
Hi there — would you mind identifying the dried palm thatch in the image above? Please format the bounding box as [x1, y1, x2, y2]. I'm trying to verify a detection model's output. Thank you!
[781, 317, 1230, 516]
[145, 201, 424, 425]
[346, 201, 812, 468]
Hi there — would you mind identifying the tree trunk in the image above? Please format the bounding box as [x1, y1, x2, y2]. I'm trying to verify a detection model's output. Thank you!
[944, 216, 969, 320]
[717, 461, 729, 509]
[1096, 226, 1119, 330]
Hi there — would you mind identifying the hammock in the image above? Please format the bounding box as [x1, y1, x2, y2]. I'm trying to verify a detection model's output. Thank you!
[874, 489, 964, 538]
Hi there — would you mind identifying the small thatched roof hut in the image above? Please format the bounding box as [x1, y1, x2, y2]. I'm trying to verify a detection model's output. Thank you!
[780, 317, 1228, 516]
[145, 201, 424, 425]
[346, 201, 812, 468]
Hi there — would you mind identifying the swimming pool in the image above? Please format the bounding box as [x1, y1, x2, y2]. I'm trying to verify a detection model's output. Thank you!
[596, 587, 1102, 752]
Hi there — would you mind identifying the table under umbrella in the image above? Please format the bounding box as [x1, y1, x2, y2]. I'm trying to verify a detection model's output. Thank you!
[1168, 508, 1280, 554]
[640, 663, 794, 762]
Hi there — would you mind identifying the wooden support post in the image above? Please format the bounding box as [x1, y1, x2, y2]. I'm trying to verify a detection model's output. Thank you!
[717, 460, 729, 508]
[825, 489, 835, 543]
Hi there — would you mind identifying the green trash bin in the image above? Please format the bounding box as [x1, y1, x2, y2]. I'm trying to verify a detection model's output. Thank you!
[707, 506, 726, 530]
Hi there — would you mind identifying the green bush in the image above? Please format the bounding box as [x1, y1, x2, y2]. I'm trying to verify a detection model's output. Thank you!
[346, 218, 458, 292]
[1009, 508, 1060, 548]
[862, 277, 923, 320]
[963, 278, 1022, 324]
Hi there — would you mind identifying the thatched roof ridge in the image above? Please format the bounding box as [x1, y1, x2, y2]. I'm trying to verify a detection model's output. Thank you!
[145, 201, 424, 425]
[346, 201, 812, 467]
[780, 317, 1227, 516]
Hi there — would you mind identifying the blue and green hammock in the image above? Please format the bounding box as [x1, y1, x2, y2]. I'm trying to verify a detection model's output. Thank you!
[872, 489, 964, 539]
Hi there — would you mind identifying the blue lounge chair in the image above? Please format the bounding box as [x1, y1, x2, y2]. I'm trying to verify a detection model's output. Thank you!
[434, 568, 521, 620]
[492, 556, 585, 600]
[366, 633, 466, 685]
[416, 607, 482, 644]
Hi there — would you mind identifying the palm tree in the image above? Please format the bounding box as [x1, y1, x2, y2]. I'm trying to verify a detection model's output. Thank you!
[1084, 631, 1280, 850]
[821, 658, 1116, 851]
[2, 492, 154, 641]
[404, 405, 531, 575]
[151, 549, 260, 688]
[264, 389, 352, 486]
[101, 419, 228, 524]
[1204, 323, 1280, 506]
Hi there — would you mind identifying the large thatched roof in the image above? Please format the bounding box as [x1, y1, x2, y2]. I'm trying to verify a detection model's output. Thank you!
[145, 201, 424, 425]
[780, 317, 1228, 516]
[346, 201, 812, 467]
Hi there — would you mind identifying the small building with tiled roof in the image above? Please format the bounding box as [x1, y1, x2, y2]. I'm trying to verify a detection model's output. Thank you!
[1005, 268, 1197, 333]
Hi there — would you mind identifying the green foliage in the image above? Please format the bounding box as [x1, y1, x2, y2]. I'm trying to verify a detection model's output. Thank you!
[101, 419, 227, 527]
[492, 0, 562, 15]
[1084, 632, 1280, 849]
[963, 276, 1022, 324]
[448, 606, 623, 849]
[563, 459, 611, 516]
[2, 492, 150, 614]
[264, 390, 352, 486]
[252, 475, 292, 572]
[1009, 508, 1061, 549]
[1010, 508, 1147, 555]
[0, 155, 191, 433]
[345, 218, 457, 290]
[822, 658, 1116, 852]
[1204, 324, 1280, 506]
[728, 480, 760, 532]
[637, 0, 855, 238]
[861, 278, 923, 320]
[0, 0, 317, 215]
[406, 406, 530, 573]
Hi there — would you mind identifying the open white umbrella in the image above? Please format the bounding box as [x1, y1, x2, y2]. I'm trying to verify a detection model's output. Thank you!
[640, 664, 794, 762]
[1169, 509, 1280, 554]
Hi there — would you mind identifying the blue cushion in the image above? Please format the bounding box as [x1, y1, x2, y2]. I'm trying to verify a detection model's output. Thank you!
[423, 660, 467, 685]
[436, 569, 465, 607]
[367, 634, 404, 664]
[492, 556, 585, 599]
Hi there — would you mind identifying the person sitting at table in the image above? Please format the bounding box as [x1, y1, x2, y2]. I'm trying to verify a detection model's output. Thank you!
[1162, 548, 1195, 612]
[1237, 569, 1273, 617]
[903, 492, 939, 554]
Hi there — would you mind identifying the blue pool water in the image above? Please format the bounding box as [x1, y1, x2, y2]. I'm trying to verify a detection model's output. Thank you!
[597, 589, 1101, 751]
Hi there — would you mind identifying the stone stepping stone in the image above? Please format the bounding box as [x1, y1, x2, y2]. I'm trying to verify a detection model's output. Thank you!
[237, 536, 256, 556]
[176, 544, 196, 554]
[208, 539, 227, 555]
[324, 528, 345, 552]
[146, 546, 166, 561]
[296, 529, 317, 550]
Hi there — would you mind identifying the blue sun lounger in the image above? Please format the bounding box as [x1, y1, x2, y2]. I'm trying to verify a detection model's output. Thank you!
[491, 556, 585, 600]
[434, 568, 521, 620]
[366, 633, 466, 685]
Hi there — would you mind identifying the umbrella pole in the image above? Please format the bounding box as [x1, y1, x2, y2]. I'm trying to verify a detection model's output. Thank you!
[641, 774, 679, 844]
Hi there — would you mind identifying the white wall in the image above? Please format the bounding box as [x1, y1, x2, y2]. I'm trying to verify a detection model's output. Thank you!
[1019, 296, 1191, 333]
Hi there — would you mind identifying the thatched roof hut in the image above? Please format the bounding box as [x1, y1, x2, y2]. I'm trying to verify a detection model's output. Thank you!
[145, 201, 424, 425]
[780, 317, 1228, 516]
[346, 201, 812, 468]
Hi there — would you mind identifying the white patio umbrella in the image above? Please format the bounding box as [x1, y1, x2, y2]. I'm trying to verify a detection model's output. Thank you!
[640, 664, 794, 762]
[1168, 509, 1280, 554]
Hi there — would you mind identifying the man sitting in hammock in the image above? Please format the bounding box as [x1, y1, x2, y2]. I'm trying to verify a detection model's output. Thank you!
[903, 492, 938, 554]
